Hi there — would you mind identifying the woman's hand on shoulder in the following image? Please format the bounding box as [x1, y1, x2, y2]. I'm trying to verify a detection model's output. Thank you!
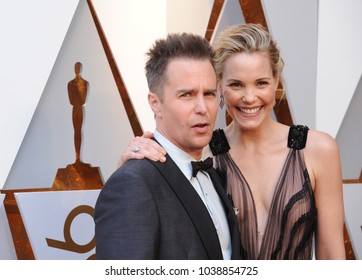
[117, 131, 166, 169]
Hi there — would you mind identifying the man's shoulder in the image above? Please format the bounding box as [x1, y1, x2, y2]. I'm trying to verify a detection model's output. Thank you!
[106, 156, 182, 189]
[121, 157, 154, 168]
[112, 158, 156, 177]
[100, 159, 159, 196]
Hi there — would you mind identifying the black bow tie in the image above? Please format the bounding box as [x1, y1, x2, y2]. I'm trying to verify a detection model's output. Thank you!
[191, 157, 213, 177]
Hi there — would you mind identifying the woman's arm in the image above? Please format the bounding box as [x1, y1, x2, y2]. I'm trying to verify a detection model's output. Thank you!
[117, 131, 167, 169]
[306, 130, 346, 259]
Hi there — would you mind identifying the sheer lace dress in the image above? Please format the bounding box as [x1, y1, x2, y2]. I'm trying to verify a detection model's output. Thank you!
[209, 125, 317, 260]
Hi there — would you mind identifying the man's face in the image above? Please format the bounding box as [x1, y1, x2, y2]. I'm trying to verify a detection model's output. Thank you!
[150, 58, 218, 159]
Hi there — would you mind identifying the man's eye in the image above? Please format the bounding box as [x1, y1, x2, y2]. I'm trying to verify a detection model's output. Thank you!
[180, 92, 191, 97]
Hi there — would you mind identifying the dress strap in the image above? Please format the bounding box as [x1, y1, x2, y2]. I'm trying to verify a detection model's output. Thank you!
[287, 125, 309, 150]
[209, 129, 230, 155]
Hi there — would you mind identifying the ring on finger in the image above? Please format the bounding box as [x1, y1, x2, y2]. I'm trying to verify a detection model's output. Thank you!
[131, 146, 140, 153]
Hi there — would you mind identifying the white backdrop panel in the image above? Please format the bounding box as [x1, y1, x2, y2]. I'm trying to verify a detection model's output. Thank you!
[15, 190, 100, 260]
[91, 0, 166, 132]
[0, 0, 79, 189]
[3, 0, 134, 189]
[317, 0, 362, 137]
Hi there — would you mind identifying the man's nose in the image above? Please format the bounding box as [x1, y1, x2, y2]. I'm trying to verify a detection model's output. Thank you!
[194, 96, 207, 113]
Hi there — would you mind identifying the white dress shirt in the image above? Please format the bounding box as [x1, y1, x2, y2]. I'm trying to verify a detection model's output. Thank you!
[154, 130, 232, 259]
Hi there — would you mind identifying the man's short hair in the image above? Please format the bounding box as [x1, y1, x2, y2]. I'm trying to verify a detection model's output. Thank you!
[145, 33, 215, 98]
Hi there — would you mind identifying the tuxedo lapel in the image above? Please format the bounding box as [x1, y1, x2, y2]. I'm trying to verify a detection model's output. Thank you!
[149, 155, 223, 260]
[208, 167, 241, 260]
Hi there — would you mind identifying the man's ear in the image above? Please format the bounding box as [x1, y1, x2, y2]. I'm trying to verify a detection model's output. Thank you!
[148, 92, 162, 117]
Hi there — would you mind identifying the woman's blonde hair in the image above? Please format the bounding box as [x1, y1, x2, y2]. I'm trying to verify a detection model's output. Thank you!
[213, 23, 284, 81]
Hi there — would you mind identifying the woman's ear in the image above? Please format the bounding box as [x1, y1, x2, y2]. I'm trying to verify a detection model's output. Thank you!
[148, 92, 162, 117]
[274, 75, 280, 92]
[217, 83, 223, 95]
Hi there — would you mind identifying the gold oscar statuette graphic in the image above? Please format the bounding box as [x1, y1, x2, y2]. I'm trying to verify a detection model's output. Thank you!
[52, 62, 103, 190]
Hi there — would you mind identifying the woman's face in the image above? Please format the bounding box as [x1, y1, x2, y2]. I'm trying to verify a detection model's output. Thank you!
[219, 51, 279, 131]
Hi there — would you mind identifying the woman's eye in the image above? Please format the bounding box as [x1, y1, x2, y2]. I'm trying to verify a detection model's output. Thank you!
[229, 82, 242, 88]
[257, 81, 268, 86]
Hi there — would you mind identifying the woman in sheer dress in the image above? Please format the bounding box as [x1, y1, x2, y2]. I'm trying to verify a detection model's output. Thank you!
[118, 23, 346, 260]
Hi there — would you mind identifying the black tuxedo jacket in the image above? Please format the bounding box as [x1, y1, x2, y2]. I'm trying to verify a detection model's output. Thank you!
[94, 153, 241, 260]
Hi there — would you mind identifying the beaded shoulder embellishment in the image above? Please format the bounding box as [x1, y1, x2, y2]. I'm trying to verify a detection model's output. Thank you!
[288, 125, 309, 150]
[209, 129, 230, 155]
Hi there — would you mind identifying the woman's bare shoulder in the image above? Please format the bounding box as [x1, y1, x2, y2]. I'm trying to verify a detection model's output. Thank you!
[305, 129, 339, 154]
[303, 129, 342, 190]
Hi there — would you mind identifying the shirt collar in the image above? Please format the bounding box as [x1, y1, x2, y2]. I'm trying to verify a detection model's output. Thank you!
[154, 130, 196, 179]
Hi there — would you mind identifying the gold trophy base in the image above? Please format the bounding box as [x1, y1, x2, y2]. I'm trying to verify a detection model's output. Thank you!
[52, 161, 103, 190]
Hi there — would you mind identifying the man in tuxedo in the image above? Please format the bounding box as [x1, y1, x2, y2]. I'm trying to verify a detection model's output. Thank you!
[94, 33, 240, 259]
